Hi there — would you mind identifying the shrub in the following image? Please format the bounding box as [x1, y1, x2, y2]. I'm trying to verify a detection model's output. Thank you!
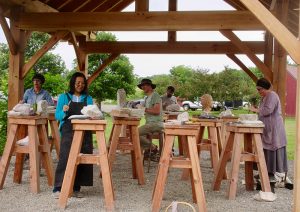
[0, 100, 8, 155]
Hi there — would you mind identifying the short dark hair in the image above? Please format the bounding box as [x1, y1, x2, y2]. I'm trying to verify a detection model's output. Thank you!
[256, 78, 271, 90]
[32, 73, 45, 84]
[69, 72, 88, 95]
[167, 86, 175, 93]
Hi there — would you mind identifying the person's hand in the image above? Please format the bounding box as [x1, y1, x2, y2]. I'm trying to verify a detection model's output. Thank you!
[63, 105, 69, 112]
[249, 105, 258, 113]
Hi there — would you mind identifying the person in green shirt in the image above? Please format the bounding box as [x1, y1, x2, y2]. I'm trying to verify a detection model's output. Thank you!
[137, 79, 163, 150]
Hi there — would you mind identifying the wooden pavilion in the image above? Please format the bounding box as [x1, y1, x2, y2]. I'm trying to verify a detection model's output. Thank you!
[0, 0, 299, 211]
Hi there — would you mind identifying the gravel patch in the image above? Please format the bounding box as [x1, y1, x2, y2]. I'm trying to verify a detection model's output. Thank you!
[0, 152, 294, 212]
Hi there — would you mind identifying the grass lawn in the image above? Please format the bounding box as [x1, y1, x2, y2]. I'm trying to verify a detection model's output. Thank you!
[98, 109, 296, 160]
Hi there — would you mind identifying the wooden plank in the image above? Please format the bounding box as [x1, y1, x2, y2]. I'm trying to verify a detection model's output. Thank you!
[0, 8, 17, 55]
[58, 130, 84, 208]
[49, 119, 60, 158]
[14, 11, 264, 31]
[0, 124, 18, 189]
[169, 158, 191, 169]
[228, 133, 242, 200]
[37, 124, 54, 186]
[80, 40, 265, 54]
[226, 54, 258, 82]
[220, 30, 273, 81]
[70, 32, 88, 73]
[109, 0, 135, 12]
[130, 125, 145, 185]
[28, 125, 40, 193]
[294, 65, 300, 212]
[152, 134, 174, 212]
[87, 53, 119, 85]
[240, 0, 300, 64]
[253, 134, 271, 192]
[13, 153, 25, 184]
[7, 17, 26, 110]
[168, 0, 177, 42]
[108, 124, 122, 169]
[135, 0, 148, 11]
[264, 31, 273, 69]
[213, 131, 234, 191]
[243, 134, 254, 191]
[96, 130, 115, 210]
[22, 30, 68, 78]
[208, 127, 220, 175]
[187, 135, 207, 211]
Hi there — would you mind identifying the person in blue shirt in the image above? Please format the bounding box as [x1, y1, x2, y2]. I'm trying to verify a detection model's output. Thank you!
[53, 72, 93, 199]
[21, 73, 54, 106]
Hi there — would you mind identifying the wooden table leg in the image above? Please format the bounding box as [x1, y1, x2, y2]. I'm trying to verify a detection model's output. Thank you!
[213, 132, 234, 191]
[108, 124, 122, 169]
[244, 133, 254, 191]
[152, 135, 174, 212]
[28, 126, 40, 193]
[228, 133, 243, 200]
[187, 135, 207, 212]
[131, 125, 145, 185]
[58, 131, 84, 209]
[253, 134, 271, 192]
[180, 136, 190, 181]
[208, 127, 220, 174]
[0, 124, 18, 189]
[13, 153, 25, 184]
[50, 121, 60, 159]
[96, 130, 115, 210]
[38, 124, 54, 186]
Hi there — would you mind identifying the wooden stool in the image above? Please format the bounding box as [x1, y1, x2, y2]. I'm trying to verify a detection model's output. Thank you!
[0, 116, 54, 193]
[58, 120, 114, 210]
[213, 123, 271, 200]
[152, 124, 206, 212]
[108, 116, 145, 185]
[47, 113, 60, 159]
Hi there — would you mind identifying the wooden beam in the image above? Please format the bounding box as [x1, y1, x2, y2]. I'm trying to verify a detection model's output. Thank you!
[22, 30, 68, 78]
[1, 0, 57, 13]
[8, 17, 26, 110]
[135, 0, 149, 11]
[14, 11, 264, 31]
[168, 0, 177, 43]
[0, 9, 17, 55]
[240, 0, 300, 64]
[226, 54, 258, 82]
[70, 32, 87, 72]
[79, 41, 265, 54]
[87, 54, 119, 85]
[110, 0, 135, 12]
[220, 30, 273, 81]
[264, 31, 273, 69]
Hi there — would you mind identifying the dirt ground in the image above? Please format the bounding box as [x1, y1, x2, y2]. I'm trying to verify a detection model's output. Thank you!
[0, 151, 294, 212]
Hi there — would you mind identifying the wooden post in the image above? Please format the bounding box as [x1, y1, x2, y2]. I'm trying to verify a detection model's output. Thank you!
[294, 65, 300, 212]
[135, 0, 149, 12]
[8, 9, 26, 110]
[168, 0, 177, 43]
[293, 6, 300, 211]
[264, 31, 273, 70]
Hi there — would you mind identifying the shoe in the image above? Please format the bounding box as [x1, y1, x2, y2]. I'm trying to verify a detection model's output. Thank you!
[72, 191, 84, 198]
[52, 191, 60, 199]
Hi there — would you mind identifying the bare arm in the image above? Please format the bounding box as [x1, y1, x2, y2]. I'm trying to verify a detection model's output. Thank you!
[145, 103, 161, 115]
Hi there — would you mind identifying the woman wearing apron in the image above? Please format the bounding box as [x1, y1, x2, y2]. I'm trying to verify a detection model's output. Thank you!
[53, 72, 93, 198]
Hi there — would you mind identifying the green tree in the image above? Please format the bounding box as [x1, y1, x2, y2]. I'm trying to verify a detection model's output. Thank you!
[151, 74, 172, 95]
[87, 32, 136, 106]
[0, 43, 9, 75]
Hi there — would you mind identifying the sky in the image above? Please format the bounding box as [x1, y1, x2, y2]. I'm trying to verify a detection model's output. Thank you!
[0, 0, 266, 77]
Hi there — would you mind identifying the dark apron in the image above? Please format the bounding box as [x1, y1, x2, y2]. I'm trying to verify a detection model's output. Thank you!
[54, 94, 93, 188]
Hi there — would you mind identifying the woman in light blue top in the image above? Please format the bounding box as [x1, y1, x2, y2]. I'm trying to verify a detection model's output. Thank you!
[53, 72, 93, 198]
